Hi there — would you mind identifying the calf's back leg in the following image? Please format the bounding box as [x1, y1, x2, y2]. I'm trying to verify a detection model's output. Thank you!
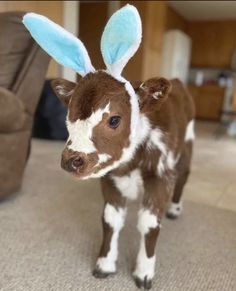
[93, 176, 126, 278]
[166, 141, 193, 219]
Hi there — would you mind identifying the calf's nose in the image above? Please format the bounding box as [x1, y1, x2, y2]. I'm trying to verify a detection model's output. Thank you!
[71, 156, 84, 170]
[61, 148, 85, 172]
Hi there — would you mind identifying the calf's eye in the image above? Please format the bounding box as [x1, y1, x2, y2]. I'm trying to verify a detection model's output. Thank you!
[108, 116, 121, 129]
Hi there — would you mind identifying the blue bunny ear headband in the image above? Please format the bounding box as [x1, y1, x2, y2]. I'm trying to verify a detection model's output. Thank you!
[23, 4, 142, 141]
[22, 4, 142, 78]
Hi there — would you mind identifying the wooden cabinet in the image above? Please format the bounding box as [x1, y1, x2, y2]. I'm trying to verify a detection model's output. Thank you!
[79, 1, 108, 70]
[188, 84, 225, 120]
[187, 21, 236, 68]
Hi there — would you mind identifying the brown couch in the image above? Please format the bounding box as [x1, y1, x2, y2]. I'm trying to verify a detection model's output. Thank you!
[0, 12, 50, 200]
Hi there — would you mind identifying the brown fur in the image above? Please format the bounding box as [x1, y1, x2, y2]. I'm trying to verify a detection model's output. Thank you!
[138, 77, 172, 113]
[109, 78, 195, 179]
[99, 216, 113, 258]
[145, 227, 160, 258]
[172, 141, 193, 203]
[69, 72, 129, 122]
[61, 147, 98, 177]
[92, 95, 131, 158]
[98, 177, 126, 258]
[51, 78, 75, 107]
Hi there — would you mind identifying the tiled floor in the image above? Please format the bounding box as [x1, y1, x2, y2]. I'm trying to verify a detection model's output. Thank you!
[185, 121, 236, 212]
[30, 121, 236, 212]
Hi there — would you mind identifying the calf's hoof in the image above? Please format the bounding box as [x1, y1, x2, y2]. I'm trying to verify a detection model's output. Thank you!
[92, 267, 115, 279]
[166, 202, 183, 220]
[133, 275, 152, 290]
[166, 212, 179, 219]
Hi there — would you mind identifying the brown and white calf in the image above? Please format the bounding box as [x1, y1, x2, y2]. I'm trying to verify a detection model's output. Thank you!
[51, 71, 195, 289]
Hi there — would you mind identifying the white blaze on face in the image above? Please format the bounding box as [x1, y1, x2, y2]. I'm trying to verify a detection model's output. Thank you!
[66, 103, 110, 154]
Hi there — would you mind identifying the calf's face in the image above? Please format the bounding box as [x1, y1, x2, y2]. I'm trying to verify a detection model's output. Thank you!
[52, 71, 132, 179]
[52, 71, 171, 179]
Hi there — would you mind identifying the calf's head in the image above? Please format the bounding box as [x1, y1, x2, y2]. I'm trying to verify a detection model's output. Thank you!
[52, 71, 132, 178]
[51, 73, 170, 179]
[23, 5, 171, 179]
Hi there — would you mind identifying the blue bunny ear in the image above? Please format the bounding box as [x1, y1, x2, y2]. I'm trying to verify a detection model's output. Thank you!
[23, 13, 95, 76]
[101, 4, 142, 77]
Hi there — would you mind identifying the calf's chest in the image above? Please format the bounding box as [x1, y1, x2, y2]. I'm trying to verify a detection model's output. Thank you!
[111, 169, 144, 200]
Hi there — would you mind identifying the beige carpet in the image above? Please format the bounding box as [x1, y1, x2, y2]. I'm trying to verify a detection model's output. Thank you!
[0, 139, 236, 291]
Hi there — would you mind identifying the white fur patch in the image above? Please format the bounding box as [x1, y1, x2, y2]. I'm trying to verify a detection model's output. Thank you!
[67, 103, 110, 154]
[124, 80, 141, 142]
[147, 128, 167, 155]
[96, 204, 126, 273]
[147, 128, 167, 176]
[96, 232, 119, 273]
[167, 201, 183, 217]
[133, 238, 156, 280]
[147, 129, 181, 176]
[157, 155, 166, 177]
[167, 151, 180, 171]
[98, 153, 111, 164]
[157, 151, 179, 177]
[166, 151, 175, 170]
[137, 209, 159, 235]
[185, 120, 195, 142]
[111, 169, 144, 200]
[104, 203, 126, 230]
[119, 114, 150, 164]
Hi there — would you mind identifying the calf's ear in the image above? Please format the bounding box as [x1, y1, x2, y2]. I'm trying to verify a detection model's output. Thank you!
[51, 78, 76, 107]
[137, 77, 171, 113]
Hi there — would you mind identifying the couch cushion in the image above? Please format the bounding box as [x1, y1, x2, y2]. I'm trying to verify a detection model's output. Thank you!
[0, 86, 26, 132]
[0, 12, 32, 89]
[0, 130, 31, 199]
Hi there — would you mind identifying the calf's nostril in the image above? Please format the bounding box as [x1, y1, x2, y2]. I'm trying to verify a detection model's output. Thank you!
[71, 157, 84, 170]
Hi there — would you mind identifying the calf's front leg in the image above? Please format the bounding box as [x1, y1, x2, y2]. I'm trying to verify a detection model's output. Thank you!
[133, 176, 170, 289]
[93, 176, 126, 278]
